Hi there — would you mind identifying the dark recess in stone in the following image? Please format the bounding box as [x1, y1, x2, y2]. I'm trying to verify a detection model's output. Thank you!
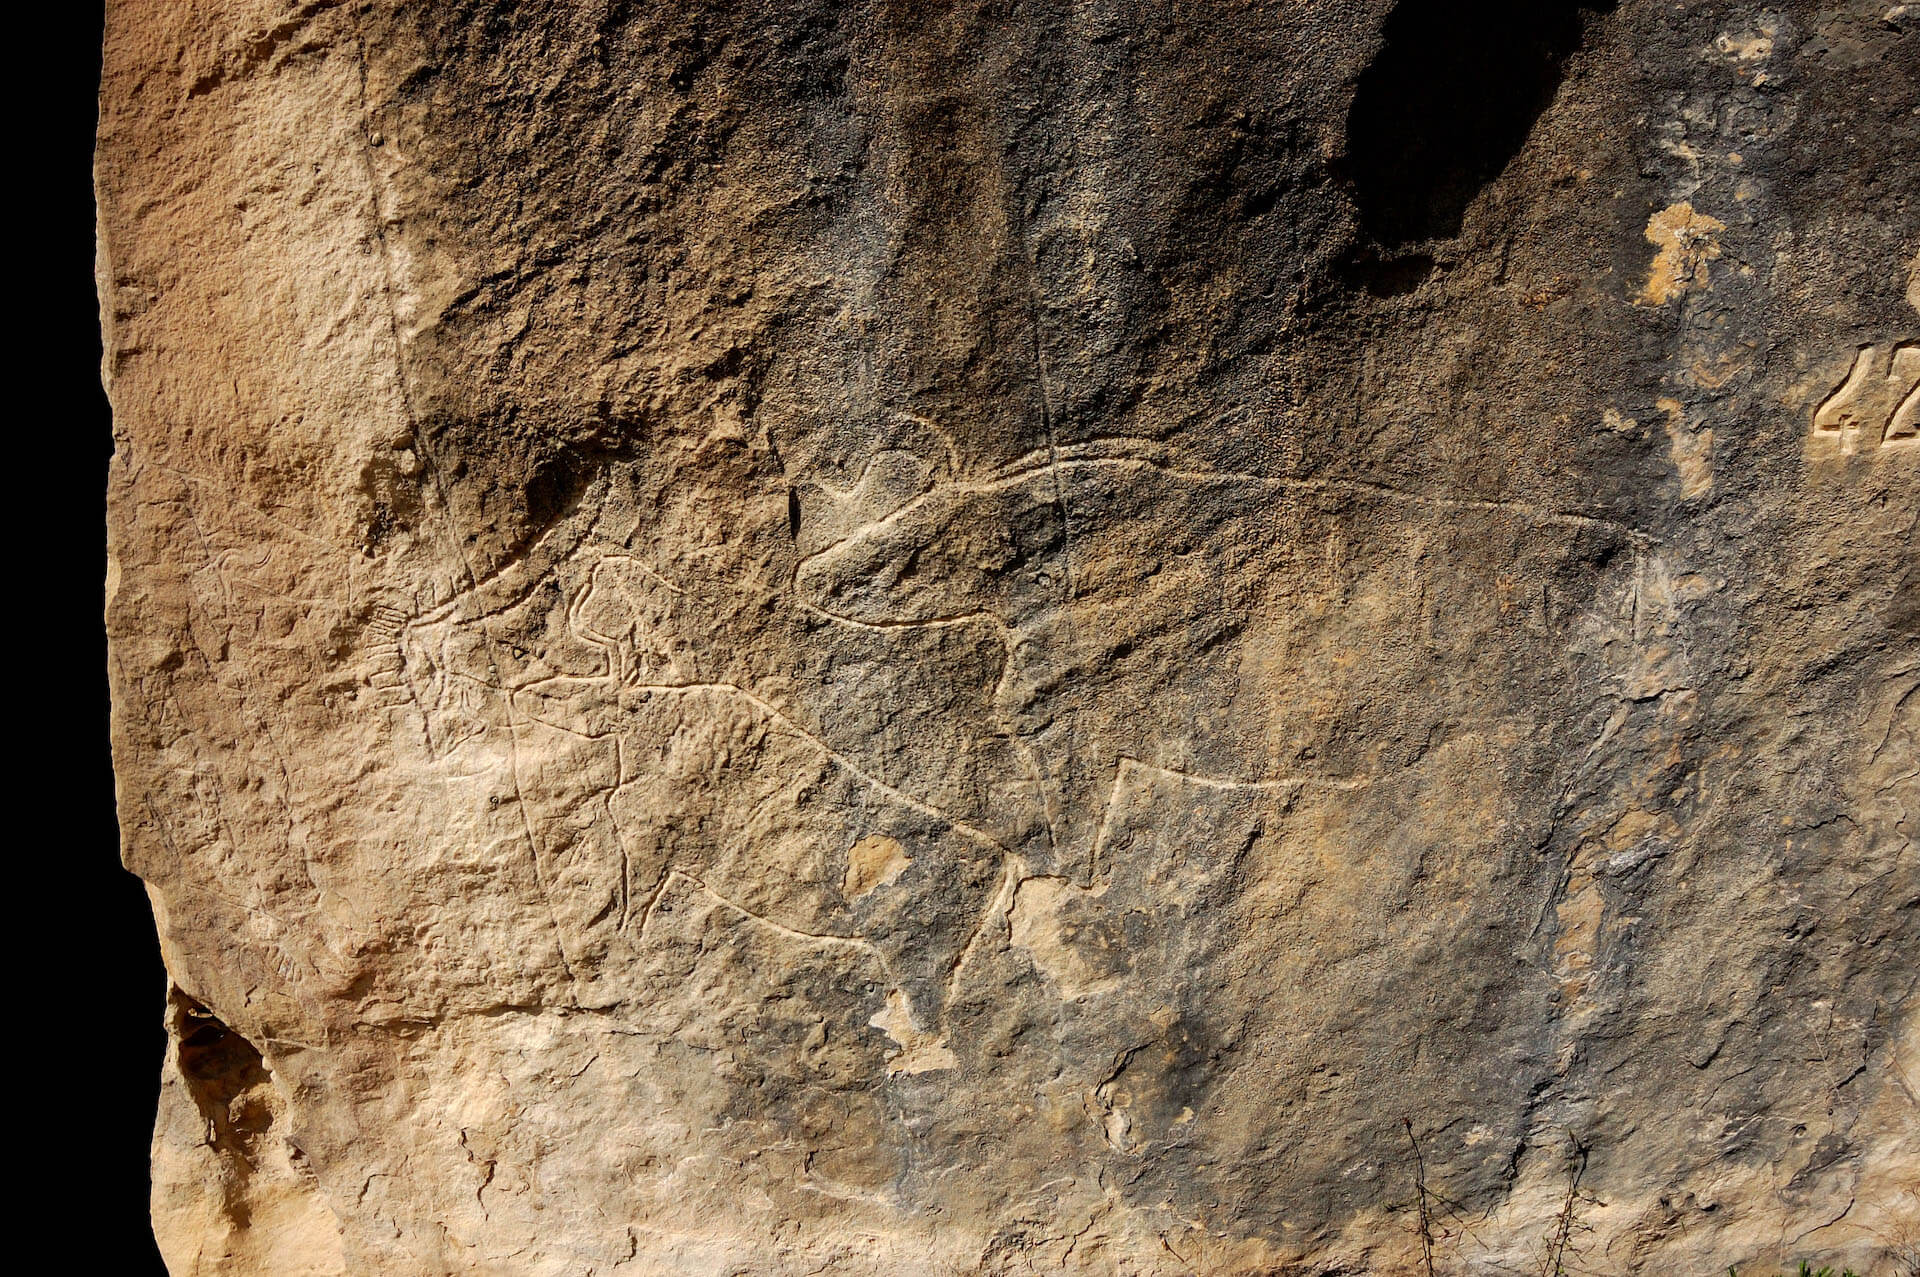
[1344, 0, 1617, 250]
[1346, 249, 1437, 298]
[173, 991, 274, 1153]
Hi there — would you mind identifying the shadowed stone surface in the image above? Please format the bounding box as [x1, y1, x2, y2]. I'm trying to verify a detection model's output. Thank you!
[99, 0, 1916, 1272]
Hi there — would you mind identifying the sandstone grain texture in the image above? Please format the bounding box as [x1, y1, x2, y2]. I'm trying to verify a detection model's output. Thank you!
[99, 1, 1918, 1272]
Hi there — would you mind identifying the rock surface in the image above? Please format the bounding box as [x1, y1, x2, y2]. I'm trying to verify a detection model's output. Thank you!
[98, 1, 1918, 1272]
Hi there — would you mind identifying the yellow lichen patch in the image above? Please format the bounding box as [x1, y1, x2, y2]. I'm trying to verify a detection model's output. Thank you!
[1635, 203, 1725, 306]
[842, 834, 910, 900]
[868, 990, 955, 1075]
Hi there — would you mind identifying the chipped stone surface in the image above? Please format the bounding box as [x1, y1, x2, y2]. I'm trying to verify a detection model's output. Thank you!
[98, 0, 1916, 1272]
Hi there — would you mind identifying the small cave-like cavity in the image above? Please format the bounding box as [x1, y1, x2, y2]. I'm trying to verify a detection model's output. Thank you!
[1344, 0, 1618, 251]
[172, 990, 275, 1158]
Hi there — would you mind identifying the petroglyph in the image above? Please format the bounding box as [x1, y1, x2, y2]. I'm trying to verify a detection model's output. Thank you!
[103, 4, 1919, 1269]
[360, 596, 413, 711]
[796, 434, 1644, 885]
[381, 519, 1008, 1025]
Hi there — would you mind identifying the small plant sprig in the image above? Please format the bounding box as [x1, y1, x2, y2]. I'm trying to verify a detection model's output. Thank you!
[1726, 1262, 1864, 1277]
[1536, 1132, 1602, 1277]
[1400, 1116, 1479, 1277]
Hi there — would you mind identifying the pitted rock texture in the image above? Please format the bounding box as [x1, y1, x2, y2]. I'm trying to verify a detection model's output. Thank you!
[99, 1, 1917, 1272]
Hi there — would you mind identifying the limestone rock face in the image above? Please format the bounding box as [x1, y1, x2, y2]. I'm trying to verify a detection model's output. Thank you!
[99, 1, 1917, 1272]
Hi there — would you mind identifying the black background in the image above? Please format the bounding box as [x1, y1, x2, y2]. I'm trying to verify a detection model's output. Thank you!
[61, 3, 170, 1270]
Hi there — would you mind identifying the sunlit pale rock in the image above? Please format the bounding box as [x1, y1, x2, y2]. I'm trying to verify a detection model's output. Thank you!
[100, 1, 1917, 1271]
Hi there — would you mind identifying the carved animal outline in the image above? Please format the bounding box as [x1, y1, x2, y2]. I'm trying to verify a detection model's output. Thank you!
[495, 543, 1012, 1062]
[791, 433, 1648, 883]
